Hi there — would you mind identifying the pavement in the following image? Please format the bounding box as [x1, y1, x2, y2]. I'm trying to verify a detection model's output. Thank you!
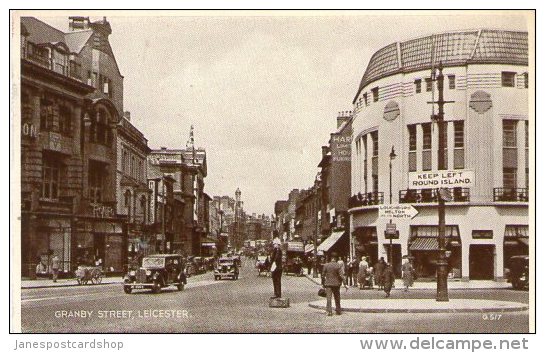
[21, 276, 123, 289]
[308, 298, 528, 313]
[304, 274, 512, 290]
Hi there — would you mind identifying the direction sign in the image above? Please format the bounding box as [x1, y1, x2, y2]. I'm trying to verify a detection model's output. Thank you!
[379, 204, 419, 220]
[408, 170, 474, 190]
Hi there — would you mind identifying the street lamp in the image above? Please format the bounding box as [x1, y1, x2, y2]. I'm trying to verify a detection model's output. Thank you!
[388, 146, 397, 267]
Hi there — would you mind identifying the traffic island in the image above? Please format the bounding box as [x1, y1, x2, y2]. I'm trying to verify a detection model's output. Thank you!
[308, 299, 528, 313]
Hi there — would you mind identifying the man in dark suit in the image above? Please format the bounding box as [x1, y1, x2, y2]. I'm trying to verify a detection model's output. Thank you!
[270, 238, 283, 299]
[321, 252, 345, 316]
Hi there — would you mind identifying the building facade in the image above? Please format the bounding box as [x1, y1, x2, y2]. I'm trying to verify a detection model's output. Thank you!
[349, 29, 529, 280]
[20, 16, 127, 276]
[116, 111, 152, 262]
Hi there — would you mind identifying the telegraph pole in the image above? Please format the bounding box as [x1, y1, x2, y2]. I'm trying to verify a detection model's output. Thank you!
[431, 63, 453, 302]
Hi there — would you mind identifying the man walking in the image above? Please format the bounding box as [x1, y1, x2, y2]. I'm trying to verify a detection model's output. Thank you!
[270, 238, 283, 299]
[374, 257, 386, 290]
[321, 252, 345, 316]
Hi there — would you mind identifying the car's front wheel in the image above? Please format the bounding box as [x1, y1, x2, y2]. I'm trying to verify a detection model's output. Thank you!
[152, 280, 162, 294]
[124, 286, 132, 294]
[177, 282, 185, 291]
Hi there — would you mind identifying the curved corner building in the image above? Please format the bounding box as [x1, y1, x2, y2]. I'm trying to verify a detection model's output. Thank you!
[349, 29, 529, 281]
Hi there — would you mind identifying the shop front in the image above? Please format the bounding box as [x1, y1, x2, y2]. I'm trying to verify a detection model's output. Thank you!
[74, 218, 126, 274]
[503, 225, 529, 270]
[352, 227, 378, 266]
[408, 225, 462, 279]
[28, 218, 72, 277]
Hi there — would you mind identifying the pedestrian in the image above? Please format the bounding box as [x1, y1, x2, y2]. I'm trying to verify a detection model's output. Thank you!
[351, 257, 359, 287]
[337, 256, 346, 286]
[374, 257, 386, 290]
[401, 257, 414, 292]
[321, 252, 346, 316]
[346, 258, 353, 286]
[269, 238, 283, 299]
[306, 255, 312, 275]
[383, 262, 395, 298]
[51, 255, 60, 282]
[357, 256, 369, 289]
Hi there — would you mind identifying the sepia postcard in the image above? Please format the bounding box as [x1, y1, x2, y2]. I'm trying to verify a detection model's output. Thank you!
[10, 10, 535, 336]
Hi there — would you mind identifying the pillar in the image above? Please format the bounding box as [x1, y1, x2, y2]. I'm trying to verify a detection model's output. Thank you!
[461, 240, 470, 281]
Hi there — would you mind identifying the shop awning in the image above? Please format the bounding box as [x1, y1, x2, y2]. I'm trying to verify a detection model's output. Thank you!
[409, 238, 438, 251]
[201, 237, 217, 247]
[305, 244, 314, 253]
[317, 231, 345, 252]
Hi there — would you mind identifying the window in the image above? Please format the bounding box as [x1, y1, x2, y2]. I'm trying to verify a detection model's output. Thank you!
[363, 93, 368, 106]
[525, 120, 528, 148]
[422, 123, 432, 150]
[92, 72, 98, 88]
[69, 61, 81, 80]
[42, 155, 62, 199]
[501, 71, 516, 87]
[472, 230, 493, 239]
[425, 78, 433, 92]
[108, 79, 113, 98]
[422, 123, 432, 171]
[88, 161, 106, 203]
[140, 196, 147, 222]
[363, 135, 368, 193]
[448, 75, 456, 89]
[414, 79, 422, 94]
[124, 190, 131, 207]
[122, 149, 128, 173]
[408, 125, 417, 172]
[58, 106, 72, 136]
[90, 109, 111, 146]
[408, 125, 417, 151]
[371, 87, 379, 102]
[87, 71, 92, 86]
[40, 99, 55, 131]
[454, 121, 465, 169]
[523, 73, 528, 89]
[371, 131, 378, 157]
[503, 168, 517, 189]
[503, 120, 517, 147]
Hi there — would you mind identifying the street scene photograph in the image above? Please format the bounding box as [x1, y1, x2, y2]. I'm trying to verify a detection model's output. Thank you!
[11, 10, 533, 333]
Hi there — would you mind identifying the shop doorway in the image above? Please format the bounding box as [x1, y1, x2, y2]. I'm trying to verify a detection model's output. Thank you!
[469, 245, 495, 280]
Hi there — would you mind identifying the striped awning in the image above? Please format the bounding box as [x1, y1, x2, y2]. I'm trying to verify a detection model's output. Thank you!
[409, 238, 438, 251]
[305, 244, 314, 253]
[517, 238, 529, 246]
[317, 231, 346, 252]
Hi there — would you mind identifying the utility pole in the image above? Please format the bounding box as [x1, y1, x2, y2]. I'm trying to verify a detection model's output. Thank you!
[430, 63, 453, 302]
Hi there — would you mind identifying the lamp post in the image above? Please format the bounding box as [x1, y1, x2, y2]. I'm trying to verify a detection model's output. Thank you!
[388, 146, 397, 266]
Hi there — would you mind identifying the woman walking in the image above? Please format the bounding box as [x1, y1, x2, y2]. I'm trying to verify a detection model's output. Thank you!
[382, 263, 395, 298]
[401, 258, 414, 292]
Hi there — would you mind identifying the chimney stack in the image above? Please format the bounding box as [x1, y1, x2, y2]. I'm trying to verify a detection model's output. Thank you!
[69, 16, 90, 31]
[337, 110, 352, 129]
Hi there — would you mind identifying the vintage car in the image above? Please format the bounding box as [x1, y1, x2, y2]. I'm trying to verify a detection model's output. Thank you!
[214, 257, 239, 280]
[123, 254, 187, 294]
[506, 255, 529, 290]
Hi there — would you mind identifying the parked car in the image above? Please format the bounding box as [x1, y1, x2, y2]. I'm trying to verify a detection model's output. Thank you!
[506, 255, 529, 290]
[214, 257, 239, 280]
[123, 254, 187, 294]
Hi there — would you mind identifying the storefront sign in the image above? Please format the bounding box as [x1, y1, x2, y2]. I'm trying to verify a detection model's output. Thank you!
[287, 241, 305, 252]
[408, 170, 474, 189]
[22, 122, 38, 139]
[331, 132, 352, 162]
[379, 204, 419, 220]
[384, 223, 399, 239]
[90, 203, 115, 218]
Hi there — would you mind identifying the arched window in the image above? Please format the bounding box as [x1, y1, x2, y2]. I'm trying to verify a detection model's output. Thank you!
[124, 189, 131, 207]
[90, 107, 112, 146]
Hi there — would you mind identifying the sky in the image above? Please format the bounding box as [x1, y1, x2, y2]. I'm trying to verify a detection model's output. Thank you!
[36, 11, 530, 215]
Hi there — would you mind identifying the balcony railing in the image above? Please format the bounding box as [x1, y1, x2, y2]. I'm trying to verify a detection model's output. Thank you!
[27, 52, 50, 68]
[349, 192, 384, 208]
[399, 188, 470, 203]
[493, 188, 528, 202]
